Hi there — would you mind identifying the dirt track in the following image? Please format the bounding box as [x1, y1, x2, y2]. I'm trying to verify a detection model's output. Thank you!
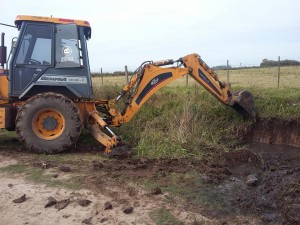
[0, 139, 299, 225]
[0, 148, 213, 225]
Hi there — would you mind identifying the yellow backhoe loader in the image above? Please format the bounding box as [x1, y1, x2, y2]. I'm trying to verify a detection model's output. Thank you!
[0, 15, 256, 156]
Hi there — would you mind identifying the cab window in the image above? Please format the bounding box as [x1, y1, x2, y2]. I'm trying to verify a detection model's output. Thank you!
[16, 24, 52, 65]
[55, 24, 81, 68]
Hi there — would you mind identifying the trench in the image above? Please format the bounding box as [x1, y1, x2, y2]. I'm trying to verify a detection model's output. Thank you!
[248, 117, 300, 148]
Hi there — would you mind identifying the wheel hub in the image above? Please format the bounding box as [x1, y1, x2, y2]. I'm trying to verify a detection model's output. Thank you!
[43, 116, 58, 131]
[32, 109, 65, 140]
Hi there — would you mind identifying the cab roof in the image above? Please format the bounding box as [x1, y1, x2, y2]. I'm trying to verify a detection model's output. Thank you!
[15, 15, 91, 39]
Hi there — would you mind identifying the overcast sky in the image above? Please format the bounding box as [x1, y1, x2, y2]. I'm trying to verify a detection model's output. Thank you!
[1, 0, 300, 72]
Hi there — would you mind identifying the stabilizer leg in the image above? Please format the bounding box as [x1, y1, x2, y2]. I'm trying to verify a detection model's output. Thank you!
[88, 110, 132, 158]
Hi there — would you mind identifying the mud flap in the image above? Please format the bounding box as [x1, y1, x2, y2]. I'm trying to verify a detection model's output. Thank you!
[231, 91, 257, 119]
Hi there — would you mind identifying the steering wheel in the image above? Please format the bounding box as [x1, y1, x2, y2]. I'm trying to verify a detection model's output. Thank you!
[29, 58, 42, 65]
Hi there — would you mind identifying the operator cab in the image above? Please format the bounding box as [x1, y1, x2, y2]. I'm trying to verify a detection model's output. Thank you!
[8, 15, 93, 99]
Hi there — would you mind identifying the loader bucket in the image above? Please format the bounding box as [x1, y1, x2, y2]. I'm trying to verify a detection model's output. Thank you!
[231, 91, 256, 119]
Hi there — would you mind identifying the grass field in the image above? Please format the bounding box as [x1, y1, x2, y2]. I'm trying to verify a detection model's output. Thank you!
[92, 66, 300, 88]
[216, 66, 300, 87]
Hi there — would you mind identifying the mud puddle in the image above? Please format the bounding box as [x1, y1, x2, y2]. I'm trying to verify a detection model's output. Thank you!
[248, 141, 300, 157]
[219, 143, 300, 224]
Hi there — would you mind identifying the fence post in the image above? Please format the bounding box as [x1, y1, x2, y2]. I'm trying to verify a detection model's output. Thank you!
[125, 65, 129, 84]
[186, 74, 188, 86]
[277, 56, 280, 88]
[227, 60, 229, 83]
[101, 68, 103, 86]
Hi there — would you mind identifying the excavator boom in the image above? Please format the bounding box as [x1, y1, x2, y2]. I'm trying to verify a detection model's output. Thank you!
[113, 53, 255, 123]
[90, 53, 256, 155]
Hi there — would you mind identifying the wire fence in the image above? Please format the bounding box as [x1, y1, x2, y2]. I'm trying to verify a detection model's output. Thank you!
[215, 65, 300, 88]
[92, 61, 300, 88]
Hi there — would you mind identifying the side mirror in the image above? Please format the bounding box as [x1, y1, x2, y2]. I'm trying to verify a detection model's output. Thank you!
[12, 38, 17, 48]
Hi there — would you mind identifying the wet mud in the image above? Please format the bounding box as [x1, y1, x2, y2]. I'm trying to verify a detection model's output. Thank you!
[0, 116, 299, 224]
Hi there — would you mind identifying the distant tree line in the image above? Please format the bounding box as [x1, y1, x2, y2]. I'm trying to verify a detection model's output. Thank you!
[260, 59, 300, 67]
[92, 71, 134, 77]
[212, 65, 232, 70]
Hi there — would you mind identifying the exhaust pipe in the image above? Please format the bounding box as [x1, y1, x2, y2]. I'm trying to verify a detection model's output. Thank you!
[0, 32, 7, 68]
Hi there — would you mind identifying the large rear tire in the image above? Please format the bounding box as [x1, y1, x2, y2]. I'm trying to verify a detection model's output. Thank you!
[16, 92, 82, 154]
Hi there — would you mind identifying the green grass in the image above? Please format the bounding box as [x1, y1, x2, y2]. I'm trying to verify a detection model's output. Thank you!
[243, 87, 300, 119]
[95, 86, 252, 158]
[144, 171, 238, 218]
[216, 66, 300, 88]
[27, 167, 82, 189]
[149, 208, 182, 225]
[0, 164, 27, 174]
[30, 149, 101, 163]
[27, 167, 62, 187]
[0, 130, 17, 139]
[0, 130, 21, 149]
[0, 163, 83, 190]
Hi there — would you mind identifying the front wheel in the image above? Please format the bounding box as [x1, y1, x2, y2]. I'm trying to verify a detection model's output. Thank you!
[16, 92, 82, 154]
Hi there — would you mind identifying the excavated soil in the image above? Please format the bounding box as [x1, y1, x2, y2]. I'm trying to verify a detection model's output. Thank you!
[249, 117, 300, 147]
[0, 117, 299, 224]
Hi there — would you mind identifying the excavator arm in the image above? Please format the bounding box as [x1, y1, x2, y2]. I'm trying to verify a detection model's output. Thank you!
[90, 53, 256, 155]
[110, 53, 255, 124]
